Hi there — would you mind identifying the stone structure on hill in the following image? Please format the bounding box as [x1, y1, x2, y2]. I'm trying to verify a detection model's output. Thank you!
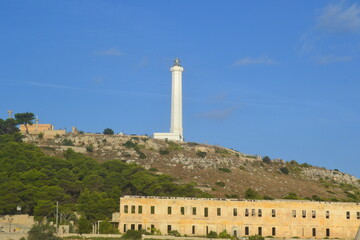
[118, 195, 360, 239]
[154, 58, 184, 142]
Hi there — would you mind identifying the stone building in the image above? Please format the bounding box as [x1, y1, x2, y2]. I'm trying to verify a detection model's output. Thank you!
[118, 196, 360, 239]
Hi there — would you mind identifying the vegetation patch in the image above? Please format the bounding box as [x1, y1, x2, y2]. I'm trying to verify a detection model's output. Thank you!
[218, 167, 231, 173]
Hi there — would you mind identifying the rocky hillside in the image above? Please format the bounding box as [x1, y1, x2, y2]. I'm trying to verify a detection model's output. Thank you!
[24, 133, 360, 201]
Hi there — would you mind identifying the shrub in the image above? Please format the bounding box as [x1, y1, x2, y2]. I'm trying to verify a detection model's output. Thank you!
[86, 144, 94, 153]
[218, 167, 231, 173]
[263, 195, 274, 200]
[245, 188, 260, 199]
[123, 141, 137, 148]
[138, 151, 146, 159]
[103, 128, 114, 135]
[207, 231, 218, 238]
[196, 151, 207, 158]
[38, 132, 44, 139]
[280, 167, 289, 174]
[28, 223, 62, 240]
[215, 148, 230, 155]
[262, 156, 271, 164]
[239, 166, 246, 171]
[284, 192, 299, 199]
[149, 167, 158, 172]
[62, 139, 74, 146]
[215, 181, 225, 187]
[121, 230, 142, 240]
[219, 230, 231, 238]
[168, 230, 181, 237]
[159, 149, 170, 155]
[249, 235, 265, 240]
[167, 141, 182, 150]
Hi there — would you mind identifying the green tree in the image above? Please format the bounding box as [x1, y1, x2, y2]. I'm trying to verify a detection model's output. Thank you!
[207, 231, 218, 238]
[219, 230, 231, 238]
[78, 216, 92, 234]
[99, 220, 119, 234]
[0, 118, 19, 135]
[27, 223, 61, 240]
[103, 128, 114, 135]
[249, 235, 265, 240]
[15, 112, 35, 134]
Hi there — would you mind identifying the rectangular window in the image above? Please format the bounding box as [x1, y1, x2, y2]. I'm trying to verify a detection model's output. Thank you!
[131, 224, 135, 230]
[272, 227, 276, 236]
[346, 211, 350, 219]
[151, 225, 155, 234]
[272, 209, 276, 217]
[131, 205, 135, 214]
[245, 209, 249, 217]
[312, 210, 316, 218]
[124, 224, 127, 232]
[258, 209, 262, 217]
[326, 228, 330, 237]
[233, 208, 237, 216]
[233, 230, 237, 237]
[292, 210, 296, 218]
[252, 209, 256, 216]
[204, 207, 208, 217]
[138, 224, 142, 230]
[206, 226, 209, 235]
[326, 211, 330, 219]
[168, 206, 172, 215]
[151, 206, 155, 214]
[312, 228, 316, 237]
[302, 210, 306, 218]
[193, 207, 197, 215]
[192, 225, 196, 234]
[357, 212, 360, 219]
[245, 227, 249, 235]
[124, 205, 128, 213]
[181, 207, 185, 215]
[258, 227, 262, 236]
[167, 225, 172, 233]
[217, 208, 221, 216]
[138, 206, 142, 214]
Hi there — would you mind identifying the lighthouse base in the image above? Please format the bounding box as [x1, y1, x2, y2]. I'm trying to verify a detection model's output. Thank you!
[153, 132, 183, 142]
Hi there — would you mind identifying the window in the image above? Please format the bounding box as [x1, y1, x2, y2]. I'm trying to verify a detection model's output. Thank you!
[131, 224, 135, 230]
[204, 207, 208, 217]
[181, 207, 185, 215]
[258, 209, 262, 217]
[357, 212, 360, 219]
[151, 206, 155, 214]
[168, 206, 172, 215]
[312, 228, 316, 237]
[326, 228, 330, 237]
[245, 209, 249, 217]
[192, 207, 197, 215]
[138, 206, 142, 214]
[252, 209, 256, 216]
[206, 226, 209, 235]
[138, 224, 142, 230]
[233, 230, 237, 237]
[217, 208, 221, 216]
[272, 227, 276, 236]
[312, 210, 316, 218]
[326, 211, 330, 219]
[346, 211, 350, 219]
[245, 227, 249, 235]
[272, 209, 276, 217]
[233, 208, 237, 216]
[192, 225, 196, 234]
[167, 225, 172, 233]
[302, 210, 306, 218]
[258, 227, 262, 236]
[124, 224, 127, 232]
[131, 205, 135, 214]
[124, 205, 128, 213]
[292, 210, 296, 218]
[151, 225, 155, 234]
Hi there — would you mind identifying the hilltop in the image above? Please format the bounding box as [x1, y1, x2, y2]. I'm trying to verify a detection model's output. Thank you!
[25, 133, 360, 202]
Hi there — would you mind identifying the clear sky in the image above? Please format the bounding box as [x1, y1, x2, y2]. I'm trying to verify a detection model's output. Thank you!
[1, 0, 359, 178]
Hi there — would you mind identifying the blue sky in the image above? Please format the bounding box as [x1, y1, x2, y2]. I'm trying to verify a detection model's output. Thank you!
[1, 0, 360, 178]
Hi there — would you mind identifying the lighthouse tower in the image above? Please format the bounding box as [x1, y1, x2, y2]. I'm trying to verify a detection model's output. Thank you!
[154, 58, 184, 142]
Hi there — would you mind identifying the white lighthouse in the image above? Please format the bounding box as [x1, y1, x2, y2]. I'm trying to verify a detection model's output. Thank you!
[154, 58, 184, 142]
